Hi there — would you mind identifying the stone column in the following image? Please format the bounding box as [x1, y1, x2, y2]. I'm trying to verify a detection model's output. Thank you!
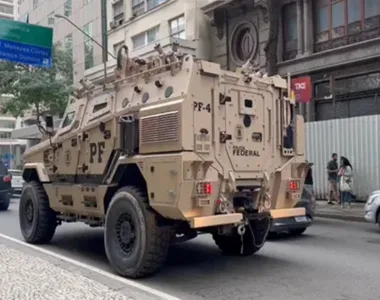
[277, 9, 284, 63]
[303, 0, 313, 54]
[296, 0, 304, 57]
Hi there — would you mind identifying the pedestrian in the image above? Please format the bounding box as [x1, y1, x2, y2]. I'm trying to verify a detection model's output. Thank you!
[339, 156, 354, 209]
[327, 153, 339, 205]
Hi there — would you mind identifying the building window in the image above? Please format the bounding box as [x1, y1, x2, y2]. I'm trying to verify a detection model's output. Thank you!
[282, 2, 297, 61]
[0, 120, 15, 129]
[33, 0, 38, 9]
[64, 0, 72, 17]
[64, 34, 73, 58]
[0, 4, 13, 15]
[113, 41, 125, 56]
[84, 22, 94, 70]
[170, 15, 185, 39]
[132, 0, 168, 17]
[0, 132, 12, 139]
[314, 0, 380, 52]
[132, 26, 159, 49]
[113, 0, 124, 23]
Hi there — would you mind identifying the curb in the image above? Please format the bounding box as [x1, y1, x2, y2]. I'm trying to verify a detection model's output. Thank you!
[315, 212, 365, 223]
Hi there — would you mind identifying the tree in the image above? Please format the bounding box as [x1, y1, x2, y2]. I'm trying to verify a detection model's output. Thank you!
[264, 0, 281, 76]
[0, 43, 74, 127]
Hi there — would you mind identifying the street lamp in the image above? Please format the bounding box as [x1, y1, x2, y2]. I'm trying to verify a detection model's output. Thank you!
[54, 13, 116, 83]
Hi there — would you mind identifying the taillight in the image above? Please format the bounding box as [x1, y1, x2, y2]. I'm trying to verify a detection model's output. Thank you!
[195, 181, 213, 197]
[3, 175, 11, 183]
[288, 180, 300, 191]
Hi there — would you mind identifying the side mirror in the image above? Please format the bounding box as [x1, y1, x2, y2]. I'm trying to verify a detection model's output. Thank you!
[45, 116, 54, 134]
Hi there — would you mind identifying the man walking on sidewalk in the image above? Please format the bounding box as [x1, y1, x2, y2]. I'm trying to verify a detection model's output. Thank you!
[327, 153, 339, 205]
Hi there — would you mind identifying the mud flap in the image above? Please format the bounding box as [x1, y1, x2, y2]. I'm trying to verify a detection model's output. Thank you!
[246, 213, 272, 248]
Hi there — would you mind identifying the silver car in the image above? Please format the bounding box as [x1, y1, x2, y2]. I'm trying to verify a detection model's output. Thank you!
[364, 190, 380, 228]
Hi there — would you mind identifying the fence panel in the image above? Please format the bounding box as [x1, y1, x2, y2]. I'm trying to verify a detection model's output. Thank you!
[305, 115, 380, 200]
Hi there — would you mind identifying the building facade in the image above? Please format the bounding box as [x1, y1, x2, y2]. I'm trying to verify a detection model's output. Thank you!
[18, 0, 104, 83]
[86, 0, 212, 83]
[202, 0, 380, 122]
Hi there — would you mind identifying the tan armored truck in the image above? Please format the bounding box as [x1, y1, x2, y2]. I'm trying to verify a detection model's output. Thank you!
[18, 42, 307, 278]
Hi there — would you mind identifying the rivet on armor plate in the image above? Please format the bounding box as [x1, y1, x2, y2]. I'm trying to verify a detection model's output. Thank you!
[165, 86, 173, 98]
[122, 97, 129, 108]
[142, 92, 149, 103]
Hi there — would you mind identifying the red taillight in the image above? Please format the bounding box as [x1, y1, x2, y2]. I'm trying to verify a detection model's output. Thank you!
[288, 180, 300, 191]
[195, 181, 213, 197]
[3, 175, 11, 183]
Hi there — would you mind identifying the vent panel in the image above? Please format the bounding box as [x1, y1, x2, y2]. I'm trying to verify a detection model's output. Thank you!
[140, 111, 180, 145]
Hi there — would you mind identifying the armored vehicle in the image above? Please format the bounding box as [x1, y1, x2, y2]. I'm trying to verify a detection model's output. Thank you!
[18, 42, 307, 278]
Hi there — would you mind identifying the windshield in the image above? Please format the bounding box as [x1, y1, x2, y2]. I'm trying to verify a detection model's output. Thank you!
[9, 170, 22, 176]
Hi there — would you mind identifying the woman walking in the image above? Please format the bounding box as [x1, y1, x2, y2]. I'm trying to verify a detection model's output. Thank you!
[339, 156, 354, 209]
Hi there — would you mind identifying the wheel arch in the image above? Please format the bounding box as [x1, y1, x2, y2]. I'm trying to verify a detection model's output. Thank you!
[23, 163, 50, 183]
[104, 163, 147, 214]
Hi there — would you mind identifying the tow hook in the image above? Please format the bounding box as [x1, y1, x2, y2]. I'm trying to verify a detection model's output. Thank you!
[237, 223, 247, 254]
[237, 224, 246, 236]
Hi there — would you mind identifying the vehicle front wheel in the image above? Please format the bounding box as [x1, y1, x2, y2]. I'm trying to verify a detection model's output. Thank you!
[104, 186, 174, 278]
[19, 181, 57, 244]
[0, 193, 10, 211]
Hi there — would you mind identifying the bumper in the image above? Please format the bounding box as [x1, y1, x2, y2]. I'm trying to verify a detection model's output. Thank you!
[269, 207, 313, 233]
[11, 187, 23, 194]
[364, 203, 378, 223]
[189, 211, 271, 229]
[270, 215, 313, 232]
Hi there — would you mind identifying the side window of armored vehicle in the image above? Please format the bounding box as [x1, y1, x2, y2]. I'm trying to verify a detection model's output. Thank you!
[61, 111, 75, 128]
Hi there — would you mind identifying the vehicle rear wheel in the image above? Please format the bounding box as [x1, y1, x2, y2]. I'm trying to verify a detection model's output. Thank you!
[19, 181, 57, 244]
[104, 186, 174, 278]
[288, 227, 307, 236]
[0, 193, 10, 211]
[212, 228, 263, 256]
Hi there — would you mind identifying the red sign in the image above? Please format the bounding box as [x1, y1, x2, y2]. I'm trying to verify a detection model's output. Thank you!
[291, 76, 312, 103]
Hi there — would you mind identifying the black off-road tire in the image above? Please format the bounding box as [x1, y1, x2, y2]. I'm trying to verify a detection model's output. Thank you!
[104, 186, 174, 278]
[19, 181, 57, 244]
[212, 230, 263, 256]
[0, 193, 10, 211]
[288, 227, 307, 236]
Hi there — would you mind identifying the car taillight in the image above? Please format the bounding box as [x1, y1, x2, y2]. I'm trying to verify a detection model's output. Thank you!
[3, 175, 11, 183]
[288, 180, 300, 191]
[195, 181, 213, 197]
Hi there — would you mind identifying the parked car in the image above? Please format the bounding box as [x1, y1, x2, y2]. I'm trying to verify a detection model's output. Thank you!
[364, 190, 380, 228]
[0, 161, 11, 211]
[269, 162, 315, 237]
[9, 169, 24, 196]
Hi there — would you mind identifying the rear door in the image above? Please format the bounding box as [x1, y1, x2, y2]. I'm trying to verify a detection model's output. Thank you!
[222, 84, 274, 173]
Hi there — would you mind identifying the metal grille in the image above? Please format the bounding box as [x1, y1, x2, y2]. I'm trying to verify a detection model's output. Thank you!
[140, 111, 180, 144]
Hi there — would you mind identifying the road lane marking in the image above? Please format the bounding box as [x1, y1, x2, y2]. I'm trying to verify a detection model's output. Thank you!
[0, 233, 181, 300]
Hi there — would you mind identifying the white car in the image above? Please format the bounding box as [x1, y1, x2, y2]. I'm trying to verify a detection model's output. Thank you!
[9, 169, 24, 196]
[364, 190, 380, 228]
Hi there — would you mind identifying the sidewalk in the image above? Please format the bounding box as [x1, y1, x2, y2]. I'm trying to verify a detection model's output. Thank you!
[315, 200, 365, 222]
[0, 236, 178, 300]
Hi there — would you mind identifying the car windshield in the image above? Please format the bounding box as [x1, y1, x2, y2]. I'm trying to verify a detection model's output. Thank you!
[9, 170, 22, 176]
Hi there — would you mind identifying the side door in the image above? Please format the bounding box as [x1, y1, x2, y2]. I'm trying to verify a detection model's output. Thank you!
[76, 91, 116, 183]
[52, 98, 87, 182]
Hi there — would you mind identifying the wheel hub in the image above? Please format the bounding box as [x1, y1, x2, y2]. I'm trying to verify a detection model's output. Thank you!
[115, 213, 136, 254]
[25, 200, 34, 224]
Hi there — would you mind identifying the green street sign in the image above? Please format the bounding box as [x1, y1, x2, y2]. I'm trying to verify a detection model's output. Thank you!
[0, 19, 53, 68]
[0, 19, 53, 48]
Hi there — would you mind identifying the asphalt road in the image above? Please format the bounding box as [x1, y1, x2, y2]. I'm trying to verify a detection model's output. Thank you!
[1, 197, 380, 300]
